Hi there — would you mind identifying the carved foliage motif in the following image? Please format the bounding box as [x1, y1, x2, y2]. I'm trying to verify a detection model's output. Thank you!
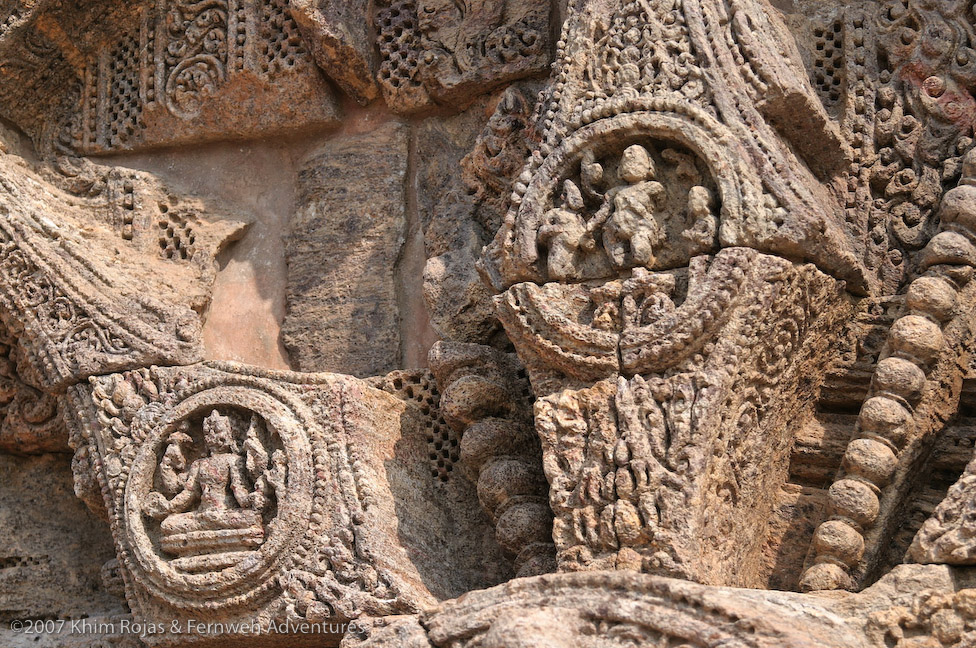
[866, 589, 976, 648]
[162, 0, 230, 119]
[532, 252, 848, 584]
[68, 0, 333, 154]
[373, 0, 550, 113]
[584, 0, 709, 111]
[0, 216, 196, 392]
[910, 452, 976, 565]
[0, 325, 64, 454]
[809, 0, 976, 291]
[0, 148, 247, 392]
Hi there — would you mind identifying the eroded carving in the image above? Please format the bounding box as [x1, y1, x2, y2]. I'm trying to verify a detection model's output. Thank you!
[0, 0, 344, 155]
[0, 142, 244, 393]
[802, 149, 976, 591]
[373, 0, 551, 113]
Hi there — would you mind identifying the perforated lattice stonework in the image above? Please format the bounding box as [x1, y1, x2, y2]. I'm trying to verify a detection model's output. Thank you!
[812, 20, 844, 107]
[259, 0, 305, 75]
[373, 370, 461, 482]
[156, 204, 196, 261]
[375, 0, 423, 93]
[106, 31, 143, 148]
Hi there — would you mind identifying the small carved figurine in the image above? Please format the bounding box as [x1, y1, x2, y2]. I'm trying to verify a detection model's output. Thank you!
[590, 144, 667, 268]
[681, 185, 717, 255]
[145, 410, 268, 571]
[538, 180, 588, 280]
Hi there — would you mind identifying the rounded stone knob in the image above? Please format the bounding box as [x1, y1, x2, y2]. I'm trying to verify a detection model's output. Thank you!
[906, 276, 958, 322]
[873, 356, 926, 402]
[812, 519, 865, 565]
[828, 478, 880, 527]
[859, 396, 911, 445]
[799, 562, 853, 592]
[842, 438, 898, 487]
[889, 315, 944, 365]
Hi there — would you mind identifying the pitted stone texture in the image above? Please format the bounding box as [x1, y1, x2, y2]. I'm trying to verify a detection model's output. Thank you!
[0, 454, 123, 637]
[420, 87, 537, 346]
[283, 123, 408, 378]
[373, 0, 551, 114]
[289, 0, 378, 104]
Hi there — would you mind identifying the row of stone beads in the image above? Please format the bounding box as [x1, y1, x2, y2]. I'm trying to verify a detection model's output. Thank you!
[800, 148, 976, 592]
[428, 342, 556, 577]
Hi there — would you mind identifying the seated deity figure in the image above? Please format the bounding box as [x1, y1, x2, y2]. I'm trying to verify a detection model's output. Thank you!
[538, 180, 587, 280]
[145, 410, 266, 572]
[588, 144, 667, 268]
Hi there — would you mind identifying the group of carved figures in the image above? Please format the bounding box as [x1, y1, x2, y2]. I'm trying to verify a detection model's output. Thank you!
[537, 143, 717, 280]
[4, 0, 976, 644]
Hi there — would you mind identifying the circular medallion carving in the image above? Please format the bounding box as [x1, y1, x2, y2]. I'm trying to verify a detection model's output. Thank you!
[123, 385, 313, 609]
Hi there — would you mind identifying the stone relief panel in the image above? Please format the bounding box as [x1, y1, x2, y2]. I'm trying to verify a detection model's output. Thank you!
[528, 253, 850, 584]
[344, 570, 868, 648]
[795, 0, 976, 294]
[5, 0, 976, 645]
[0, 0, 347, 157]
[64, 361, 507, 645]
[72, 0, 341, 154]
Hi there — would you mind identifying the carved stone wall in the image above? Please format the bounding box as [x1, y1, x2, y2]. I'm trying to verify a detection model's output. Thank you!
[2, 0, 976, 646]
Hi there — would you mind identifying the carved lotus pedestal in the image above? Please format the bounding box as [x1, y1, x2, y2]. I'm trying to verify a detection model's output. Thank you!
[66, 362, 500, 647]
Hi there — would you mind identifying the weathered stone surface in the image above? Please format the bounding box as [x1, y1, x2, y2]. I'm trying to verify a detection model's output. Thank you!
[289, 0, 378, 104]
[342, 570, 867, 648]
[0, 0, 343, 155]
[0, 135, 245, 394]
[283, 123, 408, 377]
[373, 0, 551, 114]
[418, 87, 536, 345]
[802, 150, 976, 592]
[428, 341, 555, 577]
[103, 137, 301, 371]
[0, 454, 125, 647]
[4, 0, 976, 645]
[909, 451, 976, 565]
[65, 361, 507, 646]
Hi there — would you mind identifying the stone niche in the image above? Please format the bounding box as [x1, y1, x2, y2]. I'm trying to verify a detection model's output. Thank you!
[2, 0, 976, 647]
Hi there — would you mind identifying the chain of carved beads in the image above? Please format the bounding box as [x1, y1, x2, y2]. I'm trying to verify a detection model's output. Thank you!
[801, 149, 976, 592]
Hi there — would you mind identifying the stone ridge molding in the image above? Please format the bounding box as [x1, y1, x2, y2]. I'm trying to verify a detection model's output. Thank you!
[3, 0, 976, 644]
[342, 569, 900, 648]
[0, 147, 245, 393]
